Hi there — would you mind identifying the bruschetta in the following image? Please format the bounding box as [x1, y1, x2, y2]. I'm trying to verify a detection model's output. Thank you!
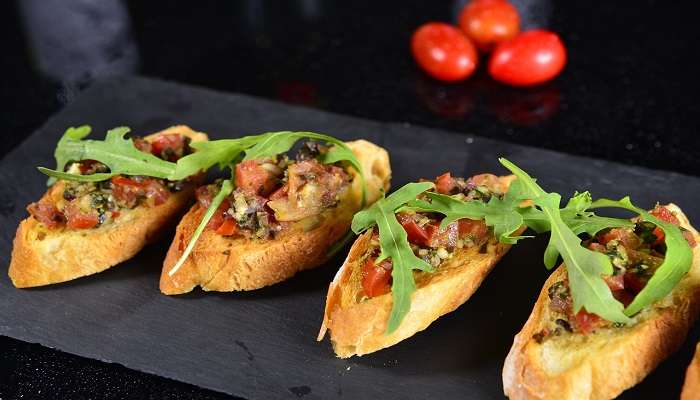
[503, 204, 700, 400]
[159, 139, 391, 294]
[9, 125, 208, 288]
[682, 342, 700, 400]
[318, 172, 523, 357]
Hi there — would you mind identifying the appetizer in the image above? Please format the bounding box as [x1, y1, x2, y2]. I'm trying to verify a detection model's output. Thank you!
[160, 132, 391, 294]
[9, 125, 208, 287]
[319, 172, 527, 357]
[682, 342, 700, 400]
[501, 161, 700, 400]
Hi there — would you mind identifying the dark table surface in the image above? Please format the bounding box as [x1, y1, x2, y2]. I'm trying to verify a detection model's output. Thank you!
[1, 1, 699, 399]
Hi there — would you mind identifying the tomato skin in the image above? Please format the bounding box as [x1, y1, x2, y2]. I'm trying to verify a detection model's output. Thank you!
[411, 22, 478, 82]
[574, 309, 600, 335]
[458, 218, 488, 239]
[150, 134, 187, 161]
[63, 203, 100, 229]
[603, 274, 625, 291]
[459, 0, 520, 52]
[649, 206, 680, 246]
[235, 160, 277, 196]
[361, 258, 393, 298]
[397, 213, 431, 246]
[215, 217, 238, 236]
[489, 30, 566, 86]
[435, 172, 455, 194]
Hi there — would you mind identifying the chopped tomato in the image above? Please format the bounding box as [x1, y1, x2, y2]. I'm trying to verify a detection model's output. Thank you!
[683, 230, 697, 248]
[587, 242, 606, 253]
[63, 203, 99, 229]
[603, 274, 625, 291]
[612, 290, 634, 307]
[78, 160, 101, 174]
[649, 206, 680, 246]
[397, 213, 431, 246]
[235, 160, 278, 196]
[111, 176, 169, 207]
[133, 138, 152, 153]
[206, 199, 230, 230]
[458, 218, 488, 240]
[361, 257, 393, 298]
[111, 211, 121, 220]
[27, 202, 65, 228]
[574, 309, 600, 335]
[427, 221, 459, 248]
[269, 184, 289, 201]
[215, 217, 238, 236]
[435, 172, 455, 194]
[150, 134, 187, 161]
[624, 272, 646, 294]
[468, 173, 501, 191]
[598, 228, 641, 249]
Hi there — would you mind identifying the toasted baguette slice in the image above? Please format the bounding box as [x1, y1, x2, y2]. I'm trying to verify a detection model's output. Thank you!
[318, 175, 520, 358]
[681, 342, 700, 400]
[8, 126, 208, 288]
[503, 203, 700, 400]
[159, 139, 391, 295]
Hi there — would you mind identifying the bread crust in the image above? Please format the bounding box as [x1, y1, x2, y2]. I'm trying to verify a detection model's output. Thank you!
[318, 175, 520, 358]
[159, 139, 391, 295]
[502, 204, 700, 400]
[681, 342, 700, 400]
[8, 126, 208, 288]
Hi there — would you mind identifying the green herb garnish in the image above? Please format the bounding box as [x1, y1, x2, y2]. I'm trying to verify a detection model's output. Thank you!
[39, 126, 178, 184]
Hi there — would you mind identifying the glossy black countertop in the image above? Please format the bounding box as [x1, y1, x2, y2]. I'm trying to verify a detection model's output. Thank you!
[1, 1, 699, 399]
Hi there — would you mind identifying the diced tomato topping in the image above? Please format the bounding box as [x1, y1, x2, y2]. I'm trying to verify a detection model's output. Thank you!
[587, 242, 607, 253]
[111, 176, 169, 207]
[235, 160, 278, 196]
[78, 160, 100, 174]
[649, 206, 680, 246]
[150, 134, 187, 161]
[63, 203, 99, 229]
[361, 257, 393, 298]
[206, 199, 231, 230]
[435, 172, 455, 194]
[468, 173, 500, 190]
[603, 274, 625, 291]
[397, 213, 431, 246]
[215, 217, 238, 236]
[427, 221, 459, 248]
[111, 211, 120, 220]
[574, 310, 600, 335]
[458, 218, 488, 240]
[624, 272, 646, 294]
[27, 202, 65, 228]
[133, 138, 152, 153]
[598, 228, 641, 249]
[269, 184, 289, 201]
[612, 290, 635, 307]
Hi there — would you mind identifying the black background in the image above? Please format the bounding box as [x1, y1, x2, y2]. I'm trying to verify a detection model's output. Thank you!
[1, 1, 699, 399]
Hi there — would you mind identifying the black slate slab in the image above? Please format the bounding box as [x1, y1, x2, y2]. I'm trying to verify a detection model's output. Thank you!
[1, 76, 698, 400]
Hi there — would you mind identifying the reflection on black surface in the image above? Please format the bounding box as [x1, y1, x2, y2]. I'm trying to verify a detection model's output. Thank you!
[17, 0, 138, 103]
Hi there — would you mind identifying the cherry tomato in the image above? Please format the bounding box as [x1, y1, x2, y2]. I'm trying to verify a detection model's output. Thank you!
[489, 30, 566, 86]
[459, 0, 520, 52]
[411, 22, 478, 82]
[361, 258, 393, 298]
[397, 213, 431, 246]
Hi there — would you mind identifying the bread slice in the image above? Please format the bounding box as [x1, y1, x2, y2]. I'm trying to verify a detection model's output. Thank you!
[8, 125, 208, 288]
[681, 342, 700, 400]
[502, 203, 700, 400]
[318, 175, 521, 358]
[159, 139, 391, 295]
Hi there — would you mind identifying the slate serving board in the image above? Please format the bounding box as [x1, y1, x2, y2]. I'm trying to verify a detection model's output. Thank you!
[1, 76, 699, 400]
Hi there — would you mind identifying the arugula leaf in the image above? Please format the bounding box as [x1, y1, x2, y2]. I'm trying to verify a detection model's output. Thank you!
[40, 126, 178, 184]
[351, 182, 434, 333]
[169, 137, 259, 180]
[590, 197, 694, 316]
[168, 179, 234, 277]
[499, 158, 631, 323]
[403, 178, 529, 244]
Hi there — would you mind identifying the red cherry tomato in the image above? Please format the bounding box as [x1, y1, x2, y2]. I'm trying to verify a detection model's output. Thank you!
[489, 30, 566, 86]
[411, 22, 478, 82]
[459, 0, 520, 52]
